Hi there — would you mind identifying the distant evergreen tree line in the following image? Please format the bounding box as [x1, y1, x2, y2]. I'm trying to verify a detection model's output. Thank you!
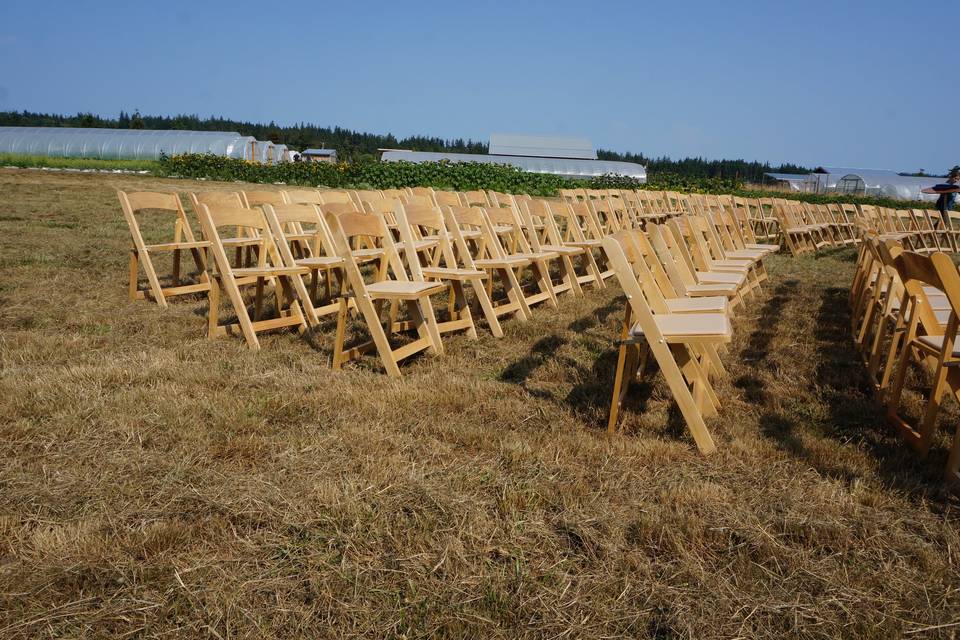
[0, 109, 810, 181]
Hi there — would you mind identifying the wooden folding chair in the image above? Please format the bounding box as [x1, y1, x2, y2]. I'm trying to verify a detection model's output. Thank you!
[443, 205, 533, 323]
[118, 190, 211, 308]
[884, 251, 960, 482]
[325, 210, 446, 377]
[243, 190, 287, 209]
[670, 216, 760, 296]
[481, 205, 560, 309]
[646, 223, 744, 310]
[261, 203, 348, 322]
[602, 234, 732, 453]
[516, 199, 597, 296]
[545, 200, 611, 286]
[318, 190, 355, 206]
[394, 200, 504, 338]
[195, 203, 310, 350]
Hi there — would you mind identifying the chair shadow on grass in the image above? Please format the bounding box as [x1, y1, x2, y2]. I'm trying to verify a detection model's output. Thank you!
[498, 294, 692, 438]
[749, 279, 957, 504]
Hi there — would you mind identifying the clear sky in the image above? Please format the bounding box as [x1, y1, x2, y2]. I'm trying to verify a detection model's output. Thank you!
[0, 0, 954, 172]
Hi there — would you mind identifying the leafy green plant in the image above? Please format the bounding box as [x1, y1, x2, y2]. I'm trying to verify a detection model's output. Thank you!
[0, 153, 158, 171]
[157, 154, 571, 196]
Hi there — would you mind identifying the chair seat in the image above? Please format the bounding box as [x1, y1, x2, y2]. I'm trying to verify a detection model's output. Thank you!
[697, 271, 746, 286]
[147, 240, 212, 251]
[918, 334, 960, 357]
[710, 260, 752, 272]
[567, 239, 602, 248]
[233, 265, 310, 277]
[475, 257, 530, 268]
[422, 267, 486, 280]
[397, 239, 439, 252]
[221, 236, 263, 247]
[747, 243, 780, 252]
[352, 248, 385, 260]
[284, 233, 316, 242]
[687, 283, 740, 296]
[540, 244, 585, 256]
[365, 280, 447, 300]
[630, 313, 732, 341]
[724, 249, 766, 260]
[297, 256, 344, 268]
[513, 251, 559, 261]
[665, 296, 728, 314]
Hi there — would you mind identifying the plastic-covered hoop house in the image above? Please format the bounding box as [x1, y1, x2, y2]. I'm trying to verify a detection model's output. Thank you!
[251, 140, 276, 164]
[831, 170, 942, 202]
[0, 127, 259, 161]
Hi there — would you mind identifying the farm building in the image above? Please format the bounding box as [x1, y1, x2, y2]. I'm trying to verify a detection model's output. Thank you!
[381, 133, 646, 181]
[0, 126, 284, 163]
[301, 148, 338, 163]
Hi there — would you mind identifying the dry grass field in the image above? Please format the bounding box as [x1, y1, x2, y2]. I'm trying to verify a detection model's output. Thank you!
[2, 169, 960, 638]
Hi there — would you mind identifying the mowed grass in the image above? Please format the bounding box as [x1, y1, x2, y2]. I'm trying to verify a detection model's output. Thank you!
[1, 169, 959, 638]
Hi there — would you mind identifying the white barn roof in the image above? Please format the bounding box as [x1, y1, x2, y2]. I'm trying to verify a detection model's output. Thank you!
[488, 134, 597, 160]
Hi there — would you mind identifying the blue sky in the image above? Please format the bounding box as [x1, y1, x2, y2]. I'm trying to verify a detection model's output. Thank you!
[0, 1, 954, 172]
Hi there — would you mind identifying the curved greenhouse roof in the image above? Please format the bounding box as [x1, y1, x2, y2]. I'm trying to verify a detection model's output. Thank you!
[381, 150, 646, 181]
[0, 127, 259, 161]
[822, 167, 941, 201]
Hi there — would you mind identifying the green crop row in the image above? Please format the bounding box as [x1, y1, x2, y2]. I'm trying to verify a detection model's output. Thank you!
[0, 153, 160, 171]
[156, 154, 572, 196]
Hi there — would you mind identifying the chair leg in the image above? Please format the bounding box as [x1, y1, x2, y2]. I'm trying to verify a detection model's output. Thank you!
[222, 275, 261, 351]
[128, 251, 140, 301]
[207, 277, 221, 339]
[139, 249, 168, 309]
[503, 267, 533, 320]
[470, 276, 504, 338]
[413, 298, 444, 356]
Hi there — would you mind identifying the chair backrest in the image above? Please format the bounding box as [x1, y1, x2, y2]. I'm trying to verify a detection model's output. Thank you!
[350, 190, 384, 208]
[432, 190, 462, 207]
[284, 189, 323, 205]
[394, 201, 459, 277]
[647, 223, 700, 292]
[265, 203, 337, 258]
[196, 203, 280, 274]
[243, 190, 287, 208]
[895, 251, 957, 337]
[190, 191, 245, 209]
[442, 205, 496, 268]
[462, 190, 491, 207]
[319, 190, 354, 205]
[324, 210, 407, 287]
[118, 190, 196, 244]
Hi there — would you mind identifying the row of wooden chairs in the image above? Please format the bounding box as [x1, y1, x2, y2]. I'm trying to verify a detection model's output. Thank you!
[850, 233, 960, 483]
[119, 186, 625, 374]
[560, 188, 781, 244]
[774, 198, 960, 258]
[600, 211, 778, 453]
[119, 185, 781, 451]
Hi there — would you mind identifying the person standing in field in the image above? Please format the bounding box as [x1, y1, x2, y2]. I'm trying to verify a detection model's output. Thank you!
[924, 167, 960, 228]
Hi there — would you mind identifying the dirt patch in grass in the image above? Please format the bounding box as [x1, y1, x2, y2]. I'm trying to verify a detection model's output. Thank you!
[1, 169, 959, 638]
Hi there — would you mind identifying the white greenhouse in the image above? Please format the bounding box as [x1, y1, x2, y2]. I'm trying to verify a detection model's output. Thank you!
[0, 127, 285, 162]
